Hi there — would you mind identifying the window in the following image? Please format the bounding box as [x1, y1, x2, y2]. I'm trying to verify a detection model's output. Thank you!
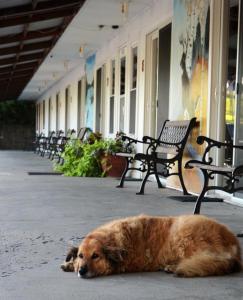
[109, 60, 115, 134]
[56, 93, 60, 131]
[43, 101, 45, 130]
[48, 97, 51, 132]
[77, 80, 82, 129]
[129, 47, 138, 134]
[119, 56, 126, 131]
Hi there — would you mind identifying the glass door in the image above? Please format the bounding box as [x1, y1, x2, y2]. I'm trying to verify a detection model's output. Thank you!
[225, 1, 239, 166]
[234, 0, 243, 196]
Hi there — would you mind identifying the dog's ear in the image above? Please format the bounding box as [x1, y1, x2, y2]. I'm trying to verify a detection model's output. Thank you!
[103, 246, 127, 266]
[65, 246, 78, 262]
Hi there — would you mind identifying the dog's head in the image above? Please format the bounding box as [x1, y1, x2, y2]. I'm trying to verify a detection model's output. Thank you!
[62, 235, 127, 278]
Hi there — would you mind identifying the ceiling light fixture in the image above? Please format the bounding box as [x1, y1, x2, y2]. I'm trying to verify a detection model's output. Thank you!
[64, 60, 69, 71]
[52, 72, 58, 79]
[121, 1, 129, 21]
[79, 46, 84, 58]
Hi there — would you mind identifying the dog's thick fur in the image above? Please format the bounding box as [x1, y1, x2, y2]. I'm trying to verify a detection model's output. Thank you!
[61, 215, 242, 278]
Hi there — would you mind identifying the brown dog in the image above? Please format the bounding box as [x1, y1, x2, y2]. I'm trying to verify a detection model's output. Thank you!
[61, 215, 242, 278]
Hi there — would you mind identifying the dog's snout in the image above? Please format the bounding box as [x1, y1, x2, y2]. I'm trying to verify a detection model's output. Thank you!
[79, 265, 88, 276]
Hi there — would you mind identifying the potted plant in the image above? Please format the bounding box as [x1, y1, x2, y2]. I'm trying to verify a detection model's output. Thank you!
[100, 132, 129, 177]
[54, 132, 133, 178]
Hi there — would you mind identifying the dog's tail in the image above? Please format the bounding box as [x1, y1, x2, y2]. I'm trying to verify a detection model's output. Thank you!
[175, 251, 242, 277]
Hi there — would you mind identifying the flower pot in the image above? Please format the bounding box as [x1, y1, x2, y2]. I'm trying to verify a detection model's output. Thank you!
[101, 154, 127, 177]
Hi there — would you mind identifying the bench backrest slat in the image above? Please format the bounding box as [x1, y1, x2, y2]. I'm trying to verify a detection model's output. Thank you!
[156, 118, 196, 155]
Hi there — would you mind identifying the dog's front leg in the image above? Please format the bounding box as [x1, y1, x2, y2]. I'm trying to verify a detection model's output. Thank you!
[164, 264, 178, 274]
[61, 261, 75, 272]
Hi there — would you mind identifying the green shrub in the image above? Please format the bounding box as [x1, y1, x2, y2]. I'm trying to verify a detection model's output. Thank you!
[0, 100, 35, 126]
[54, 132, 135, 177]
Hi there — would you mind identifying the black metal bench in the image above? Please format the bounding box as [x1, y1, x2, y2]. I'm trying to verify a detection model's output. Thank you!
[39, 131, 55, 157]
[33, 132, 44, 154]
[52, 127, 92, 164]
[49, 129, 74, 162]
[116, 118, 196, 195]
[185, 136, 243, 214]
[77, 127, 92, 142]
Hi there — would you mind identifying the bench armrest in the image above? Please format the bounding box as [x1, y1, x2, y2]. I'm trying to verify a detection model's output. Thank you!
[197, 135, 243, 163]
[122, 135, 138, 144]
[185, 159, 209, 169]
[142, 136, 157, 144]
[197, 136, 233, 148]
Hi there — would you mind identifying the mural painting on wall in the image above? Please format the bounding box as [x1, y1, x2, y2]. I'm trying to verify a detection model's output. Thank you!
[85, 54, 96, 130]
[170, 0, 210, 193]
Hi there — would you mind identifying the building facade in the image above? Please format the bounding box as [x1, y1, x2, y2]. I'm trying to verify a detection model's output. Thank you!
[35, 0, 243, 206]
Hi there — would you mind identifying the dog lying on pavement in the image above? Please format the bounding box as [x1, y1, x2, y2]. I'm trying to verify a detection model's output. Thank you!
[61, 214, 242, 278]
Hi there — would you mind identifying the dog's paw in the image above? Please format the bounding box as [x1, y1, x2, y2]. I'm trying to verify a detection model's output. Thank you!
[164, 264, 177, 273]
[60, 263, 66, 271]
[60, 262, 74, 272]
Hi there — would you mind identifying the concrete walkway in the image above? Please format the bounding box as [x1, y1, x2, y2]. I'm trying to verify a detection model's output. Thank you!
[0, 151, 243, 300]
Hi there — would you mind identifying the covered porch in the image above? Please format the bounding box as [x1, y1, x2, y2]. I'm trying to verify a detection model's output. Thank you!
[0, 150, 242, 299]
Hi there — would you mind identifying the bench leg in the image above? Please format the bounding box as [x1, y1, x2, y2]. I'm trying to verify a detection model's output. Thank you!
[154, 163, 164, 189]
[136, 161, 151, 195]
[116, 157, 129, 188]
[193, 170, 209, 214]
[193, 192, 205, 214]
[178, 159, 189, 195]
[48, 151, 52, 159]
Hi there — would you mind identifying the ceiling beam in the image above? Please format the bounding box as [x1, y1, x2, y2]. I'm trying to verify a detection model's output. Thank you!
[0, 52, 44, 66]
[0, 0, 84, 18]
[0, 72, 33, 82]
[0, 8, 78, 28]
[3, 0, 39, 98]
[0, 0, 86, 101]
[0, 27, 61, 45]
[0, 82, 28, 89]
[0, 69, 34, 78]
[0, 62, 36, 75]
[0, 41, 52, 56]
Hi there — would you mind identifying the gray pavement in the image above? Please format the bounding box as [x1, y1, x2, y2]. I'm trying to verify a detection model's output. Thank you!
[0, 150, 243, 300]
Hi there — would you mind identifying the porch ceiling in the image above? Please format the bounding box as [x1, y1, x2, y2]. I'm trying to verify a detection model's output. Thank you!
[0, 0, 86, 102]
[17, 0, 153, 101]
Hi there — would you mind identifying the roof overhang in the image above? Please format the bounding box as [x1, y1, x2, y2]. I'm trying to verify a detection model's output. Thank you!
[0, 0, 86, 102]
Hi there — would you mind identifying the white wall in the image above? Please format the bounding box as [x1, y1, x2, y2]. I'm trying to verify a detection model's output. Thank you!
[37, 61, 85, 135]
[37, 0, 172, 138]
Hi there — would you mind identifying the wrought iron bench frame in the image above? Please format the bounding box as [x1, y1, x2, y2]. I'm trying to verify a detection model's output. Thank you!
[77, 127, 92, 141]
[51, 127, 92, 164]
[185, 136, 243, 214]
[33, 132, 44, 154]
[116, 117, 196, 195]
[39, 130, 55, 157]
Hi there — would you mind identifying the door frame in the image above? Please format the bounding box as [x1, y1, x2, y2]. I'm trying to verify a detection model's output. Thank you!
[144, 29, 159, 138]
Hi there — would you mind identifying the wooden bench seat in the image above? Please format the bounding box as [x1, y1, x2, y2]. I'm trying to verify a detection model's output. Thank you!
[187, 162, 236, 173]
